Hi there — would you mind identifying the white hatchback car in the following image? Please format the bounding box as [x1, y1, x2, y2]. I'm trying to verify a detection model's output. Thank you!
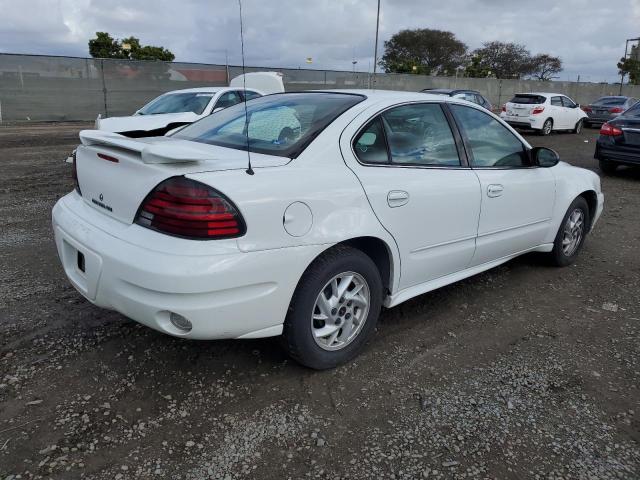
[500, 92, 588, 136]
[52, 90, 604, 369]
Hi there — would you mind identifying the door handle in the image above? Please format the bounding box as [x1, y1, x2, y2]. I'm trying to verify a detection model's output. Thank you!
[487, 184, 504, 198]
[387, 190, 409, 207]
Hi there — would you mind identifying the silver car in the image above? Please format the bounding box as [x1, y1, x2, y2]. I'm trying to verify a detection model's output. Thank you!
[583, 96, 638, 127]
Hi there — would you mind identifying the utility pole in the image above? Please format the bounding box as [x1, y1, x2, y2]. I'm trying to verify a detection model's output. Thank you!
[372, 0, 381, 86]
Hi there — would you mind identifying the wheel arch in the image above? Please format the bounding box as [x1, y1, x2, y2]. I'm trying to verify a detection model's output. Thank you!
[579, 189, 598, 231]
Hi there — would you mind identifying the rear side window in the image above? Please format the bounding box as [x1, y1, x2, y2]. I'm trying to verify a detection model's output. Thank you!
[353, 103, 460, 167]
[243, 91, 262, 101]
[510, 95, 546, 105]
[215, 91, 242, 109]
[450, 104, 527, 168]
[551, 97, 563, 106]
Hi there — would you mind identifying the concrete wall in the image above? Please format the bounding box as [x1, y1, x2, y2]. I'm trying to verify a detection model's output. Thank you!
[1, 53, 639, 122]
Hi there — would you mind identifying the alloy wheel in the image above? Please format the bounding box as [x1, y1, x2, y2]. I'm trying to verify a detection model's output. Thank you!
[311, 271, 370, 351]
[562, 208, 584, 256]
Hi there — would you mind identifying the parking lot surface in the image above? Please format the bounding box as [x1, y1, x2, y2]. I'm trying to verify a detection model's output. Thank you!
[0, 123, 639, 479]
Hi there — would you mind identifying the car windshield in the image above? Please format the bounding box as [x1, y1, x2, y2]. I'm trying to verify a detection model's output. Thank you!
[510, 95, 546, 104]
[174, 92, 365, 158]
[592, 97, 626, 106]
[137, 92, 215, 115]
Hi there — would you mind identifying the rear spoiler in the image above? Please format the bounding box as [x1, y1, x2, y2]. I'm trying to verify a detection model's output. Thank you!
[79, 130, 217, 164]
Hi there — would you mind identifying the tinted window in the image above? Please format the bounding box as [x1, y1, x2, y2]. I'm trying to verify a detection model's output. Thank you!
[551, 97, 563, 106]
[138, 92, 214, 115]
[381, 103, 460, 166]
[450, 104, 527, 168]
[510, 95, 546, 104]
[454, 92, 479, 104]
[561, 97, 576, 108]
[354, 118, 389, 164]
[215, 91, 242, 109]
[176, 93, 364, 158]
[243, 90, 262, 101]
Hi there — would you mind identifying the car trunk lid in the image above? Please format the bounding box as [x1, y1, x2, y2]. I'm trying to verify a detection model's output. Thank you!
[75, 130, 290, 224]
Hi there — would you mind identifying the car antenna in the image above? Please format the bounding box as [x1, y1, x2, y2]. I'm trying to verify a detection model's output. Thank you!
[238, 0, 254, 175]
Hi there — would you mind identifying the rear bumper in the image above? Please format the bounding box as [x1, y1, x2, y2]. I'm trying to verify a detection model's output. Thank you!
[595, 142, 640, 165]
[500, 115, 545, 130]
[52, 193, 328, 340]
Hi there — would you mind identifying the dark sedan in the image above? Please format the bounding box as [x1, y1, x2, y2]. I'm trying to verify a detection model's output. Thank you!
[420, 88, 493, 112]
[595, 101, 640, 174]
[582, 96, 638, 127]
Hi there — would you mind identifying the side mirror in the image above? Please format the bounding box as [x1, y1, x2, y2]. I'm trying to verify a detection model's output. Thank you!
[532, 146, 560, 167]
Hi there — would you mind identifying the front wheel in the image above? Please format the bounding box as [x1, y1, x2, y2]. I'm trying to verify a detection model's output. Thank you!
[282, 245, 383, 370]
[539, 118, 553, 136]
[573, 119, 583, 134]
[549, 197, 590, 267]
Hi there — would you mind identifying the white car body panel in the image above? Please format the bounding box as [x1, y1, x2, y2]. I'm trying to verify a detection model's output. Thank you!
[52, 90, 604, 341]
[500, 92, 587, 132]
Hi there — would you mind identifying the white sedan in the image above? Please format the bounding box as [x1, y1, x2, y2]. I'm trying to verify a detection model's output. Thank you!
[500, 92, 588, 136]
[52, 90, 604, 369]
[96, 72, 284, 137]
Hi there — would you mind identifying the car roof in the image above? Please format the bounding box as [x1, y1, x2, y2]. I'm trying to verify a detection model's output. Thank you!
[163, 86, 260, 95]
[515, 92, 567, 97]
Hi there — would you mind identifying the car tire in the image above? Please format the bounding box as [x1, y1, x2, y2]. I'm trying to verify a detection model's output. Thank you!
[584, 121, 591, 129]
[282, 245, 383, 370]
[549, 197, 590, 267]
[599, 159, 617, 175]
[573, 119, 583, 134]
[540, 118, 553, 136]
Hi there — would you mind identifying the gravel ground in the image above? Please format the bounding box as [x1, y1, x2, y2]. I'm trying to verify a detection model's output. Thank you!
[0, 122, 639, 479]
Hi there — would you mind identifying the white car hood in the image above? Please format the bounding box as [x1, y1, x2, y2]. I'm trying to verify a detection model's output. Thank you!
[97, 112, 200, 134]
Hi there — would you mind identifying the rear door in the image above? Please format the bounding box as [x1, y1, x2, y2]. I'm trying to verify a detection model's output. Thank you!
[449, 104, 556, 265]
[342, 102, 481, 290]
[561, 96, 581, 128]
[550, 96, 567, 128]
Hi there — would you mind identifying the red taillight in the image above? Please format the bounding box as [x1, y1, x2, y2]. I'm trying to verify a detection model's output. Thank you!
[501, 105, 506, 112]
[531, 106, 545, 115]
[600, 122, 623, 136]
[135, 177, 245, 240]
[71, 150, 81, 195]
[97, 152, 119, 163]
[609, 107, 624, 114]
[582, 106, 592, 113]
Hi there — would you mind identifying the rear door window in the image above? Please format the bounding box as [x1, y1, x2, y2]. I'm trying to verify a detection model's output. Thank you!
[242, 90, 262, 101]
[551, 97, 563, 107]
[561, 97, 576, 108]
[214, 91, 243, 110]
[450, 104, 528, 168]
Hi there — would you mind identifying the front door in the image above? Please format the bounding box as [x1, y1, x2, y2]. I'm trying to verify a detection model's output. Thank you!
[341, 102, 481, 290]
[448, 104, 556, 266]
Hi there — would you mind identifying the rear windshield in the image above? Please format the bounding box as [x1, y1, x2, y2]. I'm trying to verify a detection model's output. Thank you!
[624, 102, 640, 117]
[510, 95, 546, 104]
[138, 92, 215, 115]
[592, 97, 626, 106]
[175, 92, 365, 158]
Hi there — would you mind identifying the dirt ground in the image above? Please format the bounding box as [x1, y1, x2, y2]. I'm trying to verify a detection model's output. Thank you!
[0, 122, 639, 480]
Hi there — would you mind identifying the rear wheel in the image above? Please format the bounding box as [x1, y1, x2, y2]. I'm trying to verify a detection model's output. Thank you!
[599, 159, 617, 175]
[573, 119, 583, 134]
[282, 245, 383, 370]
[549, 197, 590, 267]
[540, 118, 553, 136]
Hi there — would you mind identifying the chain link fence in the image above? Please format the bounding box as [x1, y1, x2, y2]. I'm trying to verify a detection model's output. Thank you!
[2, 53, 639, 122]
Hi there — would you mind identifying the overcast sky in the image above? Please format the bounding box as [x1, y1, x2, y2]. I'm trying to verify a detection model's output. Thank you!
[1, 0, 639, 82]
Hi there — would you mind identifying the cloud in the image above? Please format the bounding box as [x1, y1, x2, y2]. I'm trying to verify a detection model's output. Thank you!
[0, 0, 637, 82]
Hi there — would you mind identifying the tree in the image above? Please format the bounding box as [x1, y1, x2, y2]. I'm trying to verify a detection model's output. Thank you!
[88, 32, 126, 59]
[469, 41, 532, 79]
[88, 32, 175, 61]
[464, 53, 492, 78]
[528, 53, 563, 81]
[380, 28, 467, 75]
[618, 46, 640, 85]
